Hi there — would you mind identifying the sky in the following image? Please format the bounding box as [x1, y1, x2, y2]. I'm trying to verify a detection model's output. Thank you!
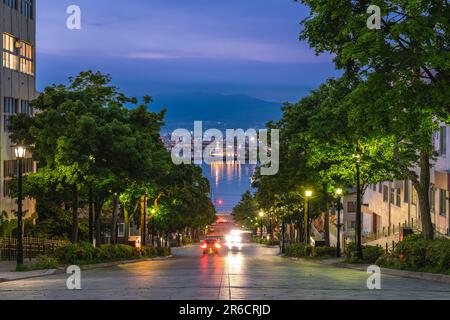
[36, 0, 337, 102]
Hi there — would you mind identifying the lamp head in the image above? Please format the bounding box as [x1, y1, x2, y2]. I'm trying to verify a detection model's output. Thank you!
[336, 188, 343, 196]
[14, 146, 26, 159]
[305, 190, 313, 198]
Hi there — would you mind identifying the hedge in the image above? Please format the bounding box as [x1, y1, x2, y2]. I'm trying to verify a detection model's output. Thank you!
[345, 243, 384, 264]
[285, 243, 336, 259]
[377, 235, 450, 274]
[53, 241, 171, 265]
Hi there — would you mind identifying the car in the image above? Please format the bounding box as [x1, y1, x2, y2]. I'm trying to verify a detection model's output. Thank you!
[200, 238, 222, 255]
[225, 230, 242, 251]
[217, 218, 224, 224]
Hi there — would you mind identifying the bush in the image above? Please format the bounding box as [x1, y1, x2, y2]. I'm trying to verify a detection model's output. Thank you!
[345, 243, 383, 264]
[30, 255, 59, 270]
[53, 242, 169, 265]
[285, 243, 314, 258]
[182, 237, 194, 246]
[378, 235, 450, 274]
[312, 246, 337, 258]
[54, 241, 97, 265]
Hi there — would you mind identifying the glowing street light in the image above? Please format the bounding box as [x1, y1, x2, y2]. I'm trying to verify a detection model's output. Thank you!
[14, 145, 26, 268]
[258, 210, 265, 238]
[304, 190, 312, 244]
[335, 188, 344, 257]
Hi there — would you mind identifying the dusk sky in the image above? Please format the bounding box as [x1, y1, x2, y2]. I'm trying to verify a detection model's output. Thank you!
[37, 0, 337, 102]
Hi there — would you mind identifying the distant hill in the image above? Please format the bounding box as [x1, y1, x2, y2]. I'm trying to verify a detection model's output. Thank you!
[149, 92, 282, 131]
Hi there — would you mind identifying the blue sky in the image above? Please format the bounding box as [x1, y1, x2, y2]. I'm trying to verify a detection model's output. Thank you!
[36, 0, 337, 102]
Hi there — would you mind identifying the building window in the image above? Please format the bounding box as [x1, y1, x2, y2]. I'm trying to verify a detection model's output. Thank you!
[440, 126, 447, 156]
[2, 33, 19, 71]
[439, 189, 446, 217]
[20, 0, 33, 19]
[396, 189, 401, 207]
[19, 41, 33, 75]
[404, 180, 409, 203]
[412, 189, 417, 206]
[347, 201, 356, 213]
[430, 187, 435, 212]
[390, 187, 395, 205]
[3, 97, 18, 132]
[378, 183, 382, 193]
[20, 100, 32, 115]
[383, 185, 389, 202]
[117, 223, 125, 237]
[3, 180, 12, 197]
[3, 159, 34, 177]
[2, 0, 17, 9]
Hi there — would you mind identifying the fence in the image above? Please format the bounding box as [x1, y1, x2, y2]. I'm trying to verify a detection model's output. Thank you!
[0, 237, 68, 261]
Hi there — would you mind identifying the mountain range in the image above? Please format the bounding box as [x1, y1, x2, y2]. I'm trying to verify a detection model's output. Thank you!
[148, 92, 282, 132]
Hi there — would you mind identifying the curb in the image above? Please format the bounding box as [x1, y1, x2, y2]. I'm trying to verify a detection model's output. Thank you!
[0, 256, 173, 283]
[333, 262, 450, 285]
[65, 255, 174, 271]
[0, 269, 60, 283]
[285, 255, 450, 285]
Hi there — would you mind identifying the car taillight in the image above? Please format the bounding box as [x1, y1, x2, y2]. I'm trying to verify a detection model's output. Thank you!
[200, 243, 207, 249]
[214, 243, 221, 249]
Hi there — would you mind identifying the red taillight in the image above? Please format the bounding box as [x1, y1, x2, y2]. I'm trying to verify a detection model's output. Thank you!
[214, 243, 221, 249]
[200, 243, 207, 249]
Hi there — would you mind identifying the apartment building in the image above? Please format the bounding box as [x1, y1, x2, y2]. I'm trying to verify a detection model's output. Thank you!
[360, 124, 450, 236]
[0, 0, 37, 218]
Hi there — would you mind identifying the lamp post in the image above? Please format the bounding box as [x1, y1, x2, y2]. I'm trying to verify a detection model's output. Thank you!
[15, 146, 26, 268]
[336, 188, 343, 258]
[305, 190, 312, 244]
[259, 210, 265, 238]
[151, 208, 156, 247]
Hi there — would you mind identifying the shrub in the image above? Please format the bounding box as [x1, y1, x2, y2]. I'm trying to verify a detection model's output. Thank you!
[312, 246, 336, 258]
[345, 243, 383, 264]
[378, 236, 450, 274]
[30, 255, 59, 270]
[285, 243, 314, 258]
[54, 241, 97, 264]
[182, 237, 194, 246]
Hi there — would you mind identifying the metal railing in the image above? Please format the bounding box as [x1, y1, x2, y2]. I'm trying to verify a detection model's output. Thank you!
[0, 237, 68, 261]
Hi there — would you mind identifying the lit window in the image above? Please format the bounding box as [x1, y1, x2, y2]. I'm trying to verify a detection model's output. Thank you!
[19, 41, 34, 75]
[439, 189, 446, 217]
[2, 33, 18, 71]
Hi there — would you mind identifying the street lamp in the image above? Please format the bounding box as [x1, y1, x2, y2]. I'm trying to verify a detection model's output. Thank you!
[335, 188, 343, 258]
[305, 190, 312, 244]
[14, 145, 26, 268]
[259, 210, 265, 238]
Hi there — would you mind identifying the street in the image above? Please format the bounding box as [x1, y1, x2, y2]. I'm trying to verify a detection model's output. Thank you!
[1, 244, 450, 300]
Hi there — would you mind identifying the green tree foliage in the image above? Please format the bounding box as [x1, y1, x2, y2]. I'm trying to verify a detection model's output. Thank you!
[8, 71, 215, 243]
[297, 0, 449, 240]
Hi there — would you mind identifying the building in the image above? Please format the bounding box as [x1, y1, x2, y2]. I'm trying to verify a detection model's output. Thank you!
[0, 0, 37, 219]
[354, 124, 450, 237]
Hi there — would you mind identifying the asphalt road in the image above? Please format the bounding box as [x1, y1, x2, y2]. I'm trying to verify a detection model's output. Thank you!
[1, 243, 450, 300]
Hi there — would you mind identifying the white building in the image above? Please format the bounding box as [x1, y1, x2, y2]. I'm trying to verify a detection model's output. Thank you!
[0, 0, 37, 219]
[357, 124, 450, 237]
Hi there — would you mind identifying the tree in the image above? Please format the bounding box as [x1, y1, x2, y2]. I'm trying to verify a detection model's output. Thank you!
[297, 0, 449, 239]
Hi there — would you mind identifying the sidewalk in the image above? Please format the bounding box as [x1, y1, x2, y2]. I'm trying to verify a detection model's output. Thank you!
[291, 256, 450, 285]
[0, 255, 173, 283]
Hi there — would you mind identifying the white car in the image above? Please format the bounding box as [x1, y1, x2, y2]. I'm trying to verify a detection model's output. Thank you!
[226, 230, 242, 251]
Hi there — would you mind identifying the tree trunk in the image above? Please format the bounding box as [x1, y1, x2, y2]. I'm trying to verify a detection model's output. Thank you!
[71, 185, 79, 243]
[417, 151, 434, 240]
[324, 209, 330, 247]
[123, 208, 130, 244]
[356, 163, 363, 259]
[94, 200, 104, 247]
[111, 193, 119, 244]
